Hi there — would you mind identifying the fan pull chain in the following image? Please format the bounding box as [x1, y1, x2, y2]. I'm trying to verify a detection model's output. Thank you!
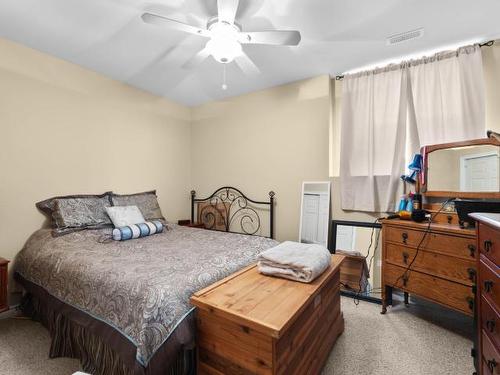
[222, 64, 228, 90]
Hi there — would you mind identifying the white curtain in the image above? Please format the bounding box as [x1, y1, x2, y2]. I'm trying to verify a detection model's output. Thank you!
[340, 67, 410, 212]
[340, 44, 485, 212]
[408, 45, 485, 146]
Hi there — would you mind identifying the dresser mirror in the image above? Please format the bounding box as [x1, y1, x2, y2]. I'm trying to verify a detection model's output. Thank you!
[299, 181, 331, 247]
[422, 138, 500, 198]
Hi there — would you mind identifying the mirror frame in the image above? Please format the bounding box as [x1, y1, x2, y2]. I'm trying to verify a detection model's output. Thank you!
[298, 181, 331, 247]
[421, 137, 500, 198]
[330, 220, 382, 304]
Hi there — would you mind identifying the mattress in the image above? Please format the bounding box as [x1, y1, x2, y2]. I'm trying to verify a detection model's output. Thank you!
[14, 224, 278, 374]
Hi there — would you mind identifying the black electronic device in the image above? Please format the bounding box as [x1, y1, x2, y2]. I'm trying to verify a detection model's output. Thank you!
[411, 209, 429, 223]
[454, 199, 500, 228]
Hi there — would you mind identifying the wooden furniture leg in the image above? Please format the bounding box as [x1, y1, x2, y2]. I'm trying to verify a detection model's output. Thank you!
[404, 292, 410, 307]
[381, 285, 393, 314]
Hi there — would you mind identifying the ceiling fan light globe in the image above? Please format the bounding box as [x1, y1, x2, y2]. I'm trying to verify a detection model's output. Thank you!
[209, 21, 239, 39]
[206, 38, 242, 64]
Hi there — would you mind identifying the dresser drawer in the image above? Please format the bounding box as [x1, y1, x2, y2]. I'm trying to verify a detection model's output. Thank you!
[482, 330, 500, 374]
[480, 256, 500, 312]
[385, 243, 476, 285]
[385, 227, 476, 259]
[481, 295, 500, 350]
[479, 223, 500, 266]
[384, 263, 474, 315]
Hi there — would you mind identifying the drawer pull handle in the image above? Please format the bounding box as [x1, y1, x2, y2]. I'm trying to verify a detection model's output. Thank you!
[402, 232, 408, 244]
[488, 359, 497, 373]
[467, 268, 476, 282]
[466, 297, 474, 310]
[486, 319, 496, 333]
[484, 240, 493, 252]
[447, 215, 453, 224]
[466, 297, 474, 311]
[402, 252, 409, 264]
[468, 244, 476, 258]
[484, 280, 494, 293]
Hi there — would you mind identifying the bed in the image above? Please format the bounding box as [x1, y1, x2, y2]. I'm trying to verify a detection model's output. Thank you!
[14, 187, 277, 375]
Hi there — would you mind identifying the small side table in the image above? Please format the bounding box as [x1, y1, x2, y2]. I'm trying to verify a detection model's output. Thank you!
[177, 220, 205, 229]
[0, 258, 10, 313]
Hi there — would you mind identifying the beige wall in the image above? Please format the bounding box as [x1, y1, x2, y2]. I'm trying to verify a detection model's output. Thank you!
[191, 76, 331, 242]
[0, 38, 192, 276]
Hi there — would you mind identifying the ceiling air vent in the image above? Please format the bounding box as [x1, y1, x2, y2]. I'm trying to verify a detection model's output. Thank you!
[387, 28, 424, 45]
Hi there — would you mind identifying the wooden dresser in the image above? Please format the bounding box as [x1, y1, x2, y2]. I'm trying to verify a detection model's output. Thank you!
[470, 213, 500, 375]
[191, 255, 345, 375]
[381, 219, 477, 316]
[0, 258, 9, 313]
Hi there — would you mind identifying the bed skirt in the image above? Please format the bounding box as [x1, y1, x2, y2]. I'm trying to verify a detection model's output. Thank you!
[15, 273, 196, 375]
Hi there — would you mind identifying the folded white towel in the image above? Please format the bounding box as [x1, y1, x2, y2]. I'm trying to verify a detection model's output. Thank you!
[257, 241, 331, 283]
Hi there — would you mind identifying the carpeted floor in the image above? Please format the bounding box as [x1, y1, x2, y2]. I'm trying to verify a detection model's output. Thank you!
[0, 296, 475, 375]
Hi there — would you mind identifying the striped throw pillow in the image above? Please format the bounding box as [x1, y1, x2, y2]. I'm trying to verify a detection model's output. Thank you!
[112, 221, 163, 241]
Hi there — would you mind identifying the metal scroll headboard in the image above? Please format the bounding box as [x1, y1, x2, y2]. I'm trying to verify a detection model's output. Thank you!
[191, 187, 275, 239]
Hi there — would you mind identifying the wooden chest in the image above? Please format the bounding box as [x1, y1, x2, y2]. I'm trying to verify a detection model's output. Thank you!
[381, 219, 477, 316]
[0, 258, 9, 313]
[190, 255, 345, 375]
[470, 213, 500, 375]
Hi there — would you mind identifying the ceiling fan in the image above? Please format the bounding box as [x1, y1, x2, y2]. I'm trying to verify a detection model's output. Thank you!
[141, 0, 301, 76]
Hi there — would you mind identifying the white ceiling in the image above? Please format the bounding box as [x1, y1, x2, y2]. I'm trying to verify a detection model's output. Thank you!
[1, 0, 499, 106]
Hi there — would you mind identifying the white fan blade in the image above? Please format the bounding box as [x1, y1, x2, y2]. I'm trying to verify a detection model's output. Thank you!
[217, 0, 239, 24]
[236, 0, 265, 19]
[141, 13, 210, 38]
[182, 47, 211, 69]
[234, 52, 260, 75]
[238, 30, 301, 46]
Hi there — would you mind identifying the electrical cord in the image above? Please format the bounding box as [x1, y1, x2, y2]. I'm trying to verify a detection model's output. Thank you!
[351, 218, 382, 305]
[367, 228, 382, 278]
[391, 198, 453, 290]
[346, 200, 452, 307]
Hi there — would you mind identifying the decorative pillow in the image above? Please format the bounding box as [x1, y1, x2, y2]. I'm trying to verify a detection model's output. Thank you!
[36, 192, 112, 228]
[111, 190, 165, 221]
[112, 220, 164, 241]
[105, 206, 145, 228]
[52, 195, 113, 236]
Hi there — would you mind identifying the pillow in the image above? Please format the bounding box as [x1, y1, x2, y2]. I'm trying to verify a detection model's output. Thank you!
[105, 206, 145, 228]
[112, 221, 164, 241]
[111, 190, 164, 221]
[52, 195, 113, 236]
[36, 192, 112, 228]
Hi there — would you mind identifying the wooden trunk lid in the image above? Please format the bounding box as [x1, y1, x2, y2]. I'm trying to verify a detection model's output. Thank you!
[191, 255, 344, 339]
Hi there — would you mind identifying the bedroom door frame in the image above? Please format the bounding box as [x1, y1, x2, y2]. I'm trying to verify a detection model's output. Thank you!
[459, 151, 500, 192]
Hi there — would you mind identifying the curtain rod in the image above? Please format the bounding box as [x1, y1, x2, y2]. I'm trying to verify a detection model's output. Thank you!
[335, 39, 495, 80]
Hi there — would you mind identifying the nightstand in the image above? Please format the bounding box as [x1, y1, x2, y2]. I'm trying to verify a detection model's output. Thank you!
[177, 220, 205, 229]
[0, 258, 9, 313]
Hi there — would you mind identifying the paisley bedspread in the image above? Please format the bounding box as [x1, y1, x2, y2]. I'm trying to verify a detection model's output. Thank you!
[14, 224, 278, 367]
